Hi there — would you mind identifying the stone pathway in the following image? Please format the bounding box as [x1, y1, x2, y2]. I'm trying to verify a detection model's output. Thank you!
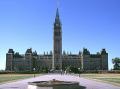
[0, 74, 119, 89]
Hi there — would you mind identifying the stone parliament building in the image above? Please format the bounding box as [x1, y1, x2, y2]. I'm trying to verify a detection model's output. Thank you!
[6, 9, 108, 72]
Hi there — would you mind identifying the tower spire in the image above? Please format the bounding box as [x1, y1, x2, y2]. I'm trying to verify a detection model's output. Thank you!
[55, 8, 61, 25]
[55, 0, 61, 24]
[56, 8, 59, 18]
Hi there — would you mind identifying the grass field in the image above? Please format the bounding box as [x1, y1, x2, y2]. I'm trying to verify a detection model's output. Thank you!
[0, 74, 40, 84]
[81, 74, 120, 86]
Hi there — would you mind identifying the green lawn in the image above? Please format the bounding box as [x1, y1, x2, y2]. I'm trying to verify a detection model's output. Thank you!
[95, 77, 120, 84]
[0, 74, 40, 84]
[81, 74, 120, 86]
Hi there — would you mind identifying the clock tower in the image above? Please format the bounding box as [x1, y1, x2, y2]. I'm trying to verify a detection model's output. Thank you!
[52, 8, 62, 70]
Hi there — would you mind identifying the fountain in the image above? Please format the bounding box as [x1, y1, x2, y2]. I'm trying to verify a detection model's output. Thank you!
[28, 79, 81, 89]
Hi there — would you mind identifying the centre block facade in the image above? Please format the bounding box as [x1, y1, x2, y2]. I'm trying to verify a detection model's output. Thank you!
[6, 9, 108, 72]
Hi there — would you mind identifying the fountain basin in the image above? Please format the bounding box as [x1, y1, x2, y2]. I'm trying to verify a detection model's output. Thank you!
[28, 79, 80, 89]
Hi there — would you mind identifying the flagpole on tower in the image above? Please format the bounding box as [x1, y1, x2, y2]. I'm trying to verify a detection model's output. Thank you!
[57, 0, 60, 9]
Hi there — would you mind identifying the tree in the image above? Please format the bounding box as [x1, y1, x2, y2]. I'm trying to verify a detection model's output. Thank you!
[112, 57, 120, 70]
[70, 67, 79, 73]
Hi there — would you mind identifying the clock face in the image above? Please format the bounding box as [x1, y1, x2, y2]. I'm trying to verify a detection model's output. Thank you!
[56, 23, 59, 26]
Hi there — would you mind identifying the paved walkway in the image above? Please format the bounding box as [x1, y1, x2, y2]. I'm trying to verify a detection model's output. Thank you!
[0, 74, 120, 89]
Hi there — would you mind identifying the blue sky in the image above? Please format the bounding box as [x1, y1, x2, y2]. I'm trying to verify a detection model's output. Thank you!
[0, 0, 120, 70]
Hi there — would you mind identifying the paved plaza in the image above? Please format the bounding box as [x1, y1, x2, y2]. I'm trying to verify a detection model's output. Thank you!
[0, 74, 120, 89]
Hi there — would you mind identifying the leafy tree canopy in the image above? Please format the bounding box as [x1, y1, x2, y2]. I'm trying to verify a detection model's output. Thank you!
[112, 57, 120, 70]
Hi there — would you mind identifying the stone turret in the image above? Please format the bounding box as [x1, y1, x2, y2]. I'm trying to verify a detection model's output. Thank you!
[32, 50, 38, 70]
[25, 48, 33, 71]
[6, 49, 14, 71]
[101, 49, 108, 70]
[81, 48, 90, 70]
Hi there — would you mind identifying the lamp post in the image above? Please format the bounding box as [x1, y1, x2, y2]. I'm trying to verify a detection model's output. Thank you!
[60, 69, 62, 75]
[78, 68, 80, 77]
[69, 70, 71, 74]
[65, 67, 68, 75]
[33, 68, 35, 78]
